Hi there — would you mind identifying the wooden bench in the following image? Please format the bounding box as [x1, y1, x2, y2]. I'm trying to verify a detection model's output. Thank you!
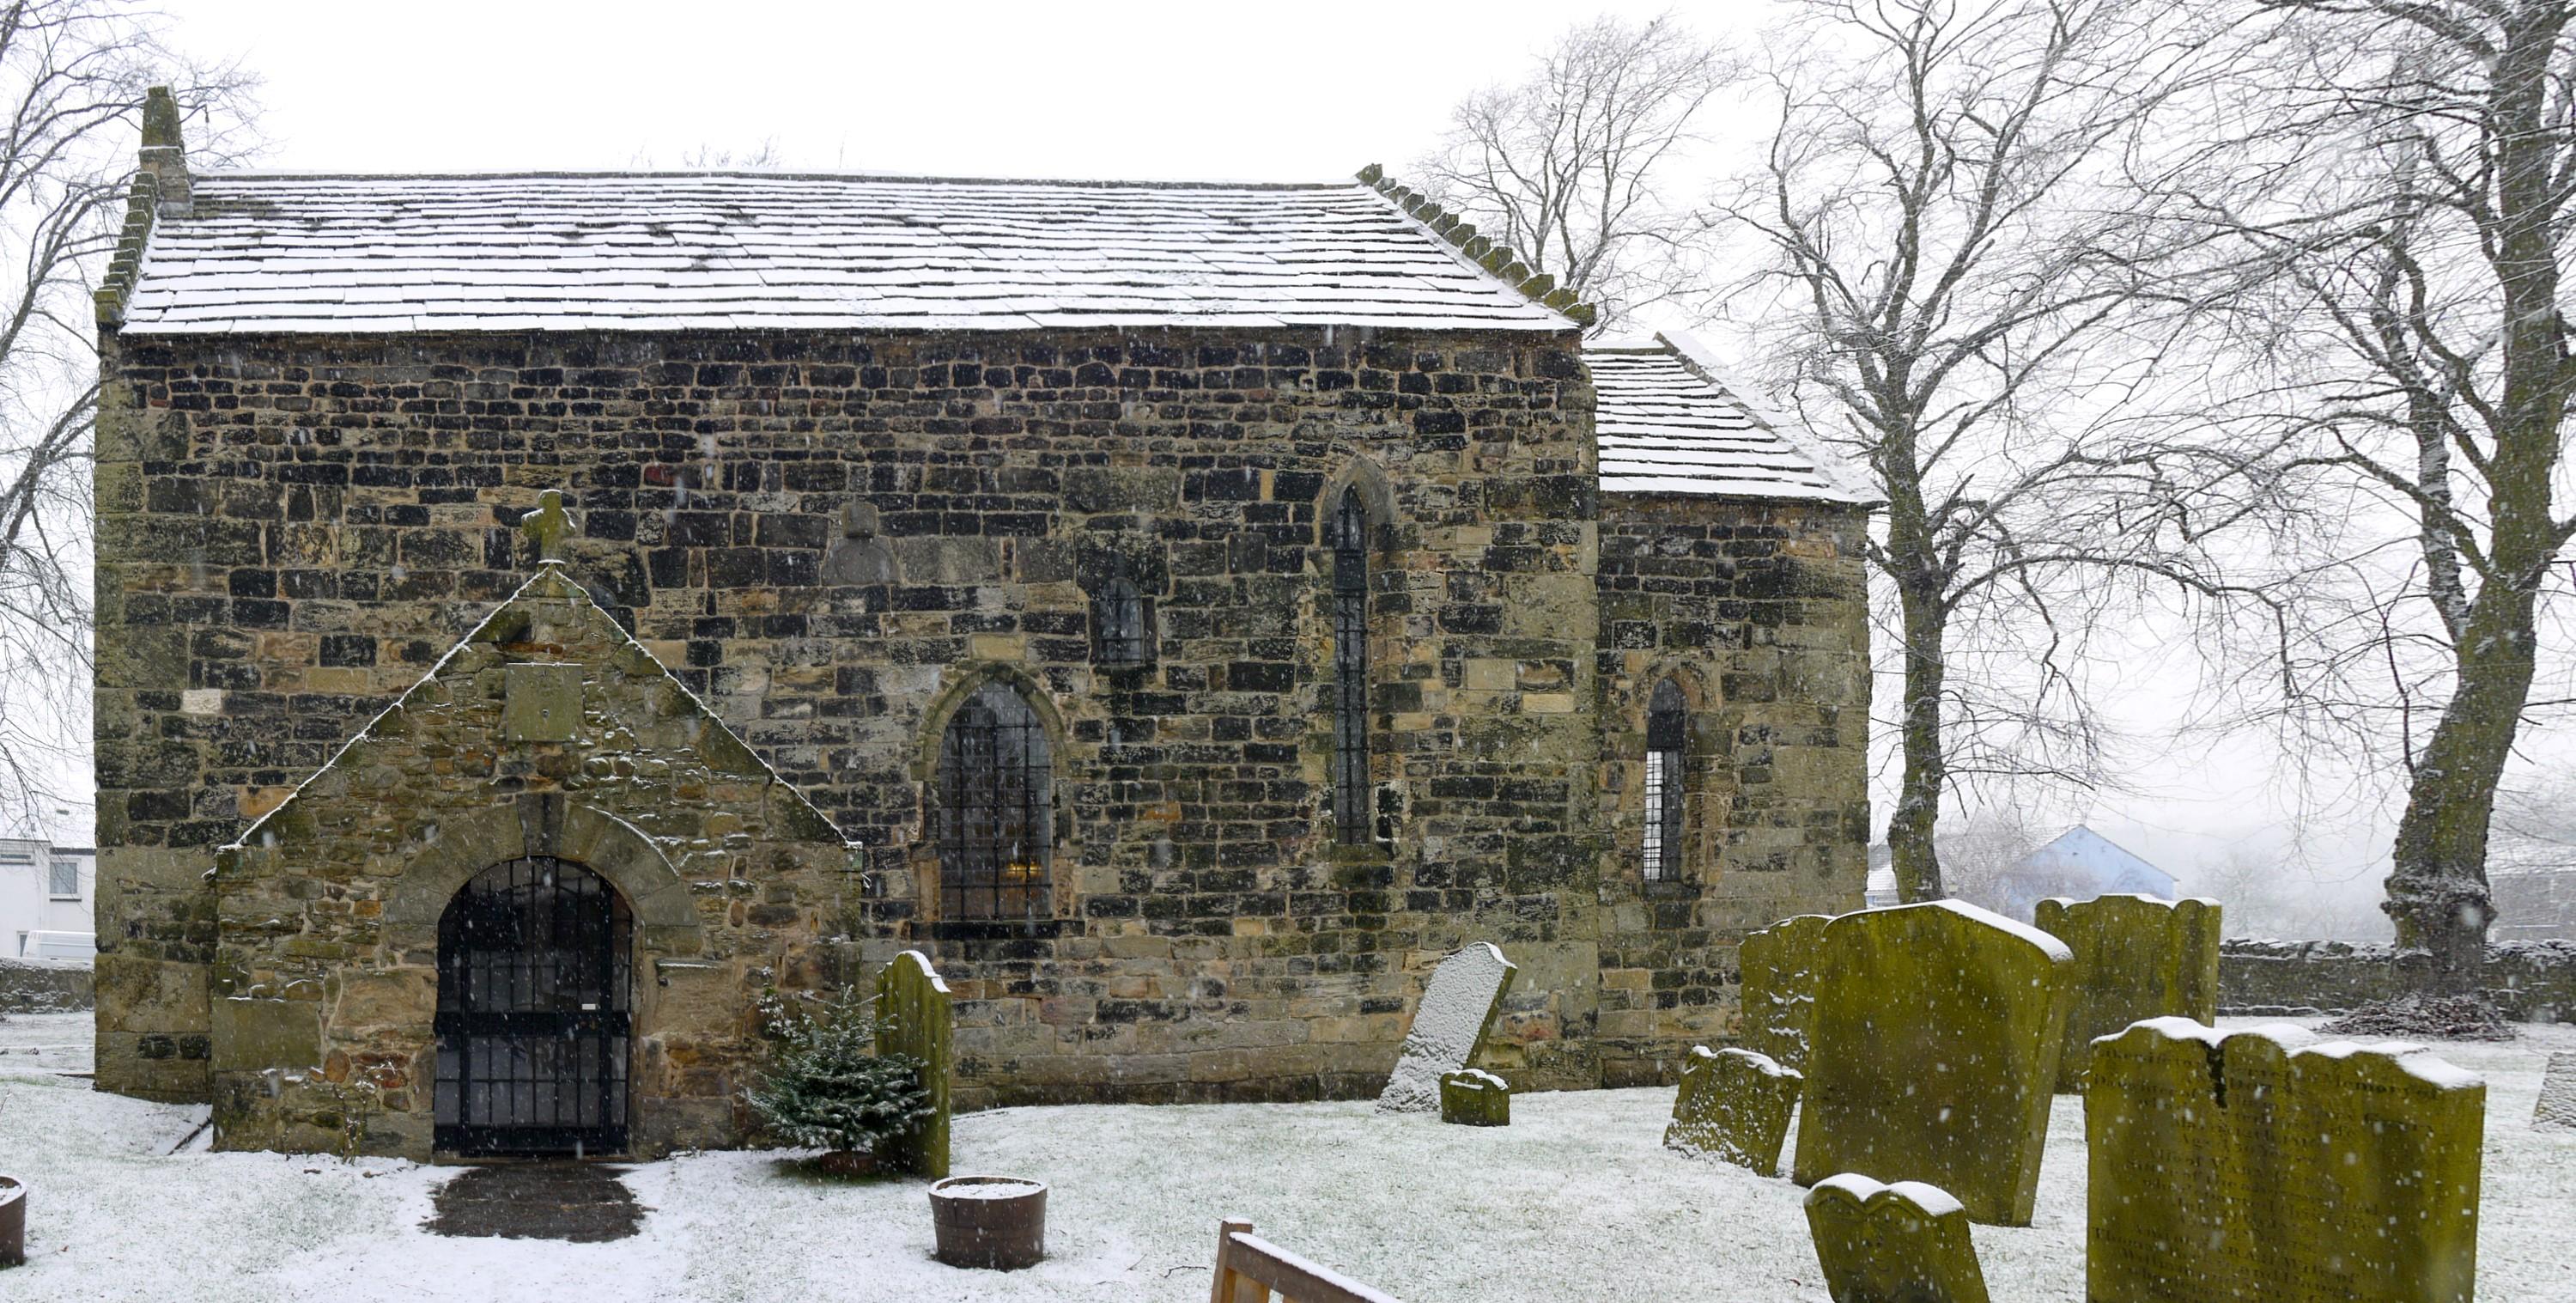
[1208, 1218, 1406, 1303]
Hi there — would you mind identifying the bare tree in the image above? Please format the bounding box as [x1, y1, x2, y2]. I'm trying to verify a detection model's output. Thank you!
[2188, 1, 2576, 993]
[0, 0, 252, 831]
[1412, 13, 1726, 332]
[1707, 0, 2272, 903]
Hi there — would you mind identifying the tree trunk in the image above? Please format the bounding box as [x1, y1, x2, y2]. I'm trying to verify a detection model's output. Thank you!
[1887, 585, 1948, 904]
[2384, 590, 2536, 993]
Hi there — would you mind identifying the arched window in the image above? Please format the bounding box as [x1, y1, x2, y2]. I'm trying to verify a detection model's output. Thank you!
[935, 681, 1053, 919]
[1330, 486, 1371, 845]
[1091, 566, 1154, 664]
[1643, 678, 1688, 880]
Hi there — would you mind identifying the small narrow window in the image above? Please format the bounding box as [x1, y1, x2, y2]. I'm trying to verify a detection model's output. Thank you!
[1643, 679, 1687, 880]
[935, 682, 1053, 920]
[1330, 486, 1371, 845]
[1092, 569, 1154, 664]
[48, 860, 78, 898]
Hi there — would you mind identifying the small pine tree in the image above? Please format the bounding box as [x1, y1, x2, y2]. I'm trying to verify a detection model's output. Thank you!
[743, 983, 934, 1159]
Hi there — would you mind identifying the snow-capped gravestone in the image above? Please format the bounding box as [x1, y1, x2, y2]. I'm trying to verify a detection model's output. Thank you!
[875, 950, 952, 1178]
[2032, 893, 2221, 1093]
[1376, 942, 1516, 1114]
[1438, 1069, 1510, 1126]
[1790, 900, 2074, 1227]
[2536, 1052, 2576, 1129]
[1739, 914, 1831, 1075]
[1664, 1045, 1801, 1173]
[2087, 1019, 2485, 1303]
[1803, 1174, 1991, 1303]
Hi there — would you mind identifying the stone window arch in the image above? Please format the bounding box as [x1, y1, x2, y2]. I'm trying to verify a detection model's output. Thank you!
[1643, 678, 1688, 880]
[933, 679, 1055, 920]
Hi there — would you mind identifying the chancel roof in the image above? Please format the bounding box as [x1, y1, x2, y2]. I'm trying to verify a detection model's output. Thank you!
[1584, 332, 1879, 504]
[116, 172, 1577, 335]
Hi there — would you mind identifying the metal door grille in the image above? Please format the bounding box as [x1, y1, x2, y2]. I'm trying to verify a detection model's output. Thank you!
[1331, 487, 1372, 845]
[433, 855, 631, 1155]
[1645, 679, 1688, 880]
[938, 682, 1053, 919]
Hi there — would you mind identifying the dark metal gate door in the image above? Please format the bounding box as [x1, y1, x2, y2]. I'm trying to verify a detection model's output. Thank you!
[433, 855, 632, 1156]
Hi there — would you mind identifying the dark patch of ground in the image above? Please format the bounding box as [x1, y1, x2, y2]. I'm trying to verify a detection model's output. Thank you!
[2320, 993, 2520, 1042]
[424, 1162, 644, 1243]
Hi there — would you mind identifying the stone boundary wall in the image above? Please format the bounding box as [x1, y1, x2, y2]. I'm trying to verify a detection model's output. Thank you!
[0, 956, 96, 1012]
[2218, 938, 2576, 1022]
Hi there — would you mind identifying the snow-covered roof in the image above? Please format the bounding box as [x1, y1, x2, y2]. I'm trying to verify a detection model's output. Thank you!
[115, 172, 1581, 335]
[1586, 332, 1878, 504]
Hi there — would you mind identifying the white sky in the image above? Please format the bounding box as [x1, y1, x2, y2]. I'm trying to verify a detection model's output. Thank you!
[144, 0, 2568, 927]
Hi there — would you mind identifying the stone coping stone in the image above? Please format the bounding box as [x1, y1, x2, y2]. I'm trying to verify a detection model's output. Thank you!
[1803, 1172, 1990, 1303]
[1790, 900, 2073, 1227]
[2086, 1017, 2484, 1303]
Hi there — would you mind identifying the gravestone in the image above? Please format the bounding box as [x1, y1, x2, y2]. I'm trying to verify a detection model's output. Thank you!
[1376, 942, 1516, 1114]
[1790, 900, 2073, 1227]
[1739, 914, 1831, 1075]
[1438, 1069, 1510, 1126]
[2032, 893, 2220, 1093]
[2536, 1051, 2576, 1129]
[1664, 1045, 1801, 1174]
[1803, 1173, 1991, 1303]
[874, 950, 952, 1178]
[2087, 1018, 2484, 1303]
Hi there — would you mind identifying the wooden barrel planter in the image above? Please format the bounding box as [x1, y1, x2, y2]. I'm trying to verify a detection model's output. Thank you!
[0, 1173, 25, 1268]
[927, 1175, 1046, 1270]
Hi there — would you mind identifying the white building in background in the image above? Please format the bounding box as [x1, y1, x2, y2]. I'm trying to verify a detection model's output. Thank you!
[1, 815, 95, 958]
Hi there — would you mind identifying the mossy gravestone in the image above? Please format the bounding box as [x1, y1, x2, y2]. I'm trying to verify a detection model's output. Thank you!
[1740, 913, 1831, 1075]
[874, 950, 951, 1178]
[1376, 942, 1516, 1114]
[2536, 1051, 2576, 1129]
[1438, 1069, 1510, 1126]
[1803, 1174, 1991, 1303]
[1790, 900, 2074, 1227]
[1664, 1045, 1801, 1173]
[2032, 893, 2220, 1093]
[2087, 1019, 2485, 1303]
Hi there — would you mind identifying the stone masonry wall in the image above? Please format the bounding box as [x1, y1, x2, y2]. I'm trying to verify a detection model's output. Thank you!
[94, 323, 1870, 1112]
[2218, 938, 2576, 1022]
[1581, 497, 1872, 1087]
[0, 956, 94, 1013]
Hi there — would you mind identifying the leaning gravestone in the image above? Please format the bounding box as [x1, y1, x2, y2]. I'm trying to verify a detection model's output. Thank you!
[2536, 1051, 2576, 1129]
[1438, 1069, 1510, 1126]
[1739, 914, 1831, 1075]
[874, 950, 952, 1178]
[1664, 1045, 1802, 1174]
[1376, 942, 1516, 1114]
[1803, 1173, 1991, 1303]
[2087, 1018, 2484, 1303]
[2032, 893, 2221, 1093]
[1790, 900, 2073, 1227]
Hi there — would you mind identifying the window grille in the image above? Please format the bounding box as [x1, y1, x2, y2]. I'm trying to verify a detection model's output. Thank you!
[1092, 571, 1154, 664]
[48, 860, 77, 898]
[937, 681, 1054, 919]
[1331, 487, 1371, 845]
[1644, 679, 1688, 880]
[433, 855, 632, 1156]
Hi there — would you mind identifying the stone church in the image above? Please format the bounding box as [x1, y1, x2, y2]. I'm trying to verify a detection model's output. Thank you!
[89, 89, 1874, 1158]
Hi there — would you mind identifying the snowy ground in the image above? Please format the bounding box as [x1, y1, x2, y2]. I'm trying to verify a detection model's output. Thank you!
[2, 1014, 2572, 1301]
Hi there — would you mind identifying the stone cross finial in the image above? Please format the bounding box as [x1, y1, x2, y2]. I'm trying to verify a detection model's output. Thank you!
[521, 490, 574, 563]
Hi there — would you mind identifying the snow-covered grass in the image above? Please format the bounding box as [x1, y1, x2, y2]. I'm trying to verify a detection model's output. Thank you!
[2, 1013, 2572, 1301]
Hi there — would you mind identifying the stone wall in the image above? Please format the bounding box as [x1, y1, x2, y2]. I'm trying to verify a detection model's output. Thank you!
[2218, 938, 2576, 1022]
[94, 323, 1871, 1114]
[0, 956, 94, 1013]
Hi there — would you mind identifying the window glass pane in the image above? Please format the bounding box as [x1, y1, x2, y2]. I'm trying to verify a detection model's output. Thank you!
[49, 861, 76, 896]
[1331, 488, 1370, 844]
[938, 682, 1053, 918]
[1642, 753, 1666, 880]
[1646, 679, 1688, 880]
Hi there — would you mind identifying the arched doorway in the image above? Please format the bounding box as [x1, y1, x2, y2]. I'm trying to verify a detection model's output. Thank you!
[433, 855, 633, 1156]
